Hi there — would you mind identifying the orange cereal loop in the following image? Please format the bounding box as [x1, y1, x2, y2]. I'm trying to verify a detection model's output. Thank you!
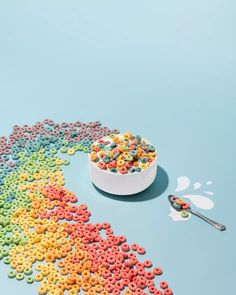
[41, 267, 50, 276]
[68, 239, 75, 246]
[76, 277, 83, 286]
[36, 252, 44, 261]
[68, 289, 78, 295]
[35, 225, 45, 234]
[99, 279, 107, 286]
[176, 199, 185, 205]
[63, 283, 73, 290]
[124, 290, 133, 295]
[46, 202, 54, 210]
[48, 289, 62, 295]
[65, 262, 73, 270]
[35, 273, 44, 282]
[82, 283, 91, 292]
[36, 264, 43, 271]
[53, 273, 60, 279]
[70, 266, 78, 274]
[66, 274, 76, 285]
[28, 255, 36, 263]
[29, 186, 35, 192]
[10, 260, 18, 268]
[60, 268, 69, 276]
[31, 210, 39, 219]
[57, 261, 65, 268]
[16, 265, 24, 273]
[38, 286, 47, 295]
[82, 270, 91, 280]
[100, 290, 109, 295]
[76, 264, 83, 274]
[123, 132, 132, 139]
[83, 261, 92, 269]
[89, 276, 98, 286]
[58, 277, 66, 285]
[133, 161, 139, 167]
[88, 289, 97, 295]
[60, 231, 68, 238]
[17, 257, 25, 264]
[94, 284, 103, 292]
[76, 250, 84, 260]
[64, 244, 72, 252]
[47, 275, 56, 284]
[54, 200, 60, 206]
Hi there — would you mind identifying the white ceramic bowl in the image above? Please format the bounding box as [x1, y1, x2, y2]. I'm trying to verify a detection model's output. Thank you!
[88, 136, 158, 195]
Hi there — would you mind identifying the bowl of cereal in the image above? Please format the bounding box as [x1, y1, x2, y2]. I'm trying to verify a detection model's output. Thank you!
[88, 132, 158, 195]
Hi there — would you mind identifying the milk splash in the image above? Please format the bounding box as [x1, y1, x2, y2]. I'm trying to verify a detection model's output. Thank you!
[169, 176, 214, 222]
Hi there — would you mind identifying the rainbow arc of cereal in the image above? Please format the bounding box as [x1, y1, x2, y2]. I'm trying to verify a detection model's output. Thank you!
[0, 120, 173, 295]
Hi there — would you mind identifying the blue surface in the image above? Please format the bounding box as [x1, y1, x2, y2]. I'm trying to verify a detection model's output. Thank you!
[0, 1, 235, 294]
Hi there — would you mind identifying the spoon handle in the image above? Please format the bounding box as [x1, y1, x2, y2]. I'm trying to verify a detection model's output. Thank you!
[189, 209, 226, 231]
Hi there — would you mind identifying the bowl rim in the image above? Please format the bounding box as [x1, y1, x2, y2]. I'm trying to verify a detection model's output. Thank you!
[88, 134, 157, 176]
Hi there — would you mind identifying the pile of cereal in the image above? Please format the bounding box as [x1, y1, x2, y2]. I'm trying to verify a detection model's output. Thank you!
[0, 120, 172, 295]
[90, 132, 157, 174]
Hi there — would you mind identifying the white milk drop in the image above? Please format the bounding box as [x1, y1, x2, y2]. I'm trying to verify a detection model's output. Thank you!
[193, 182, 201, 190]
[175, 176, 190, 192]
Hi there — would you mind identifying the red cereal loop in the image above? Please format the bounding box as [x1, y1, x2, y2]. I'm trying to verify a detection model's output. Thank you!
[160, 281, 168, 289]
[121, 243, 130, 252]
[164, 288, 173, 295]
[137, 247, 146, 255]
[143, 260, 153, 268]
[153, 267, 163, 276]
[131, 243, 139, 251]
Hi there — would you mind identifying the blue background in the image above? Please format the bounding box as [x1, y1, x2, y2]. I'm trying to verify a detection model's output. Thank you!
[0, 1, 235, 294]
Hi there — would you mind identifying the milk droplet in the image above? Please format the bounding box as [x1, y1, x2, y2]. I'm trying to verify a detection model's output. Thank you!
[204, 191, 214, 196]
[193, 182, 201, 190]
[175, 176, 190, 192]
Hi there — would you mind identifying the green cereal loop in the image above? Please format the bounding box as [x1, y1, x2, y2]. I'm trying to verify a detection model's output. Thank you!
[8, 270, 17, 279]
[24, 267, 33, 275]
[31, 154, 37, 160]
[27, 175, 34, 182]
[5, 236, 13, 245]
[68, 142, 75, 147]
[26, 276, 34, 284]
[73, 145, 79, 152]
[19, 238, 28, 245]
[3, 256, 11, 264]
[16, 273, 25, 281]
[67, 148, 75, 156]
[60, 147, 68, 153]
[63, 160, 70, 166]
[48, 161, 56, 167]
[50, 148, 57, 154]
[181, 211, 189, 218]
[5, 224, 12, 232]
[83, 146, 89, 153]
[9, 244, 16, 250]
